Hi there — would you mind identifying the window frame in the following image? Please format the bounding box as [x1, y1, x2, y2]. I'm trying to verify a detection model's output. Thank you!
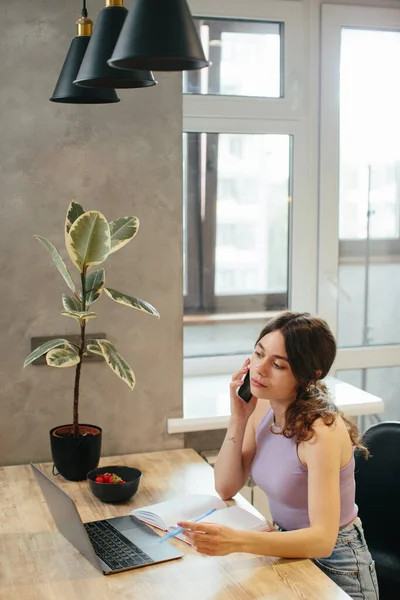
[186, 0, 307, 120]
[184, 0, 317, 326]
[319, 3, 400, 374]
[182, 0, 400, 395]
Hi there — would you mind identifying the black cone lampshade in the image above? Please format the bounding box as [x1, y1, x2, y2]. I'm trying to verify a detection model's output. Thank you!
[108, 0, 209, 72]
[50, 13, 119, 103]
[74, 0, 157, 89]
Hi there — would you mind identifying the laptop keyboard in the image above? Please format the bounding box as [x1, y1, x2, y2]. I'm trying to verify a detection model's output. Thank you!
[84, 520, 154, 571]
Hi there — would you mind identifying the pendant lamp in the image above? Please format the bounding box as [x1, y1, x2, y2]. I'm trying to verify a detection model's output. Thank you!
[50, 0, 119, 103]
[108, 0, 209, 72]
[74, 0, 157, 89]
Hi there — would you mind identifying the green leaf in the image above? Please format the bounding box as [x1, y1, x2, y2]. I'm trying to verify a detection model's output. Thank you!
[35, 236, 75, 293]
[65, 200, 85, 235]
[97, 339, 135, 390]
[109, 216, 139, 255]
[85, 269, 105, 305]
[104, 288, 160, 318]
[46, 348, 80, 368]
[24, 338, 71, 368]
[61, 310, 98, 323]
[86, 341, 104, 356]
[66, 211, 110, 272]
[62, 294, 82, 312]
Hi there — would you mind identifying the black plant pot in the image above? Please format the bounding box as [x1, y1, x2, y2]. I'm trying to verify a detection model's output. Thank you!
[50, 424, 102, 481]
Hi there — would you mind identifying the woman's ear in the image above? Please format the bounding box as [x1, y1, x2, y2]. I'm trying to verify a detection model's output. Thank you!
[315, 369, 322, 379]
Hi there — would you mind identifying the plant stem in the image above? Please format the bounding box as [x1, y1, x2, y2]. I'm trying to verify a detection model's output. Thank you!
[72, 268, 87, 438]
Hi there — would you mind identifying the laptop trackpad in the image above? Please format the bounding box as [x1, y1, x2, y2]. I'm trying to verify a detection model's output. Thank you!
[108, 515, 163, 547]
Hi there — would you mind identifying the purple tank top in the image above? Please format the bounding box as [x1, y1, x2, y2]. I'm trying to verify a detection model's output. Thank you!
[251, 408, 358, 531]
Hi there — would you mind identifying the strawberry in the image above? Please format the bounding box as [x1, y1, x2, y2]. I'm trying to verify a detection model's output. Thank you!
[94, 472, 126, 484]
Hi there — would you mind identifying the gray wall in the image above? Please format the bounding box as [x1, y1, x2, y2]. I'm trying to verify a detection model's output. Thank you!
[0, 0, 184, 465]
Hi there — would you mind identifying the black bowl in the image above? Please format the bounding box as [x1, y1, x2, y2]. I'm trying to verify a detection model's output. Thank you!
[87, 465, 142, 503]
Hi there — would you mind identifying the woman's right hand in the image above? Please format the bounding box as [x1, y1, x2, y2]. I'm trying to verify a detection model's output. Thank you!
[229, 359, 257, 422]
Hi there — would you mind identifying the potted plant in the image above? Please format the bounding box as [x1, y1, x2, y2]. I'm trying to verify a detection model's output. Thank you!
[24, 201, 159, 481]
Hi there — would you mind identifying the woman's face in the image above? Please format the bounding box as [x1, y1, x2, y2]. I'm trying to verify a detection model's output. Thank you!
[249, 330, 298, 402]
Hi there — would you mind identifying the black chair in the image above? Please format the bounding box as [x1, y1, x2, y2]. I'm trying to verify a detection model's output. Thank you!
[355, 421, 400, 600]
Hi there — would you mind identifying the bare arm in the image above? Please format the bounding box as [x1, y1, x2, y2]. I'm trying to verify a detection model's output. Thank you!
[214, 360, 259, 500]
[214, 414, 257, 500]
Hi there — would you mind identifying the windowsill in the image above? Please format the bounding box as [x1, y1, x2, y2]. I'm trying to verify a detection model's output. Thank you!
[339, 255, 400, 265]
[167, 374, 385, 434]
[183, 310, 281, 326]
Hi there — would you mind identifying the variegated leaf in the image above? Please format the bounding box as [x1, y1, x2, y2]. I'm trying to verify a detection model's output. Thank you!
[86, 341, 104, 356]
[62, 294, 82, 312]
[85, 269, 105, 305]
[46, 348, 80, 368]
[24, 338, 70, 368]
[66, 211, 110, 272]
[97, 339, 135, 390]
[104, 287, 160, 317]
[61, 310, 98, 322]
[109, 216, 139, 254]
[35, 236, 75, 293]
[65, 200, 85, 235]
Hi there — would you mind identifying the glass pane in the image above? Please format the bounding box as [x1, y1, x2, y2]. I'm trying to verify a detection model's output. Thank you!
[184, 321, 264, 358]
[337, 28, 400, 347]
[214, 134, 291, 296]
[336, 367, 400, 426]
[183, 18, 281, 98]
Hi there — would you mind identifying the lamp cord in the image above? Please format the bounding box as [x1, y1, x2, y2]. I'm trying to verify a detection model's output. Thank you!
[82, 0, 87, 18]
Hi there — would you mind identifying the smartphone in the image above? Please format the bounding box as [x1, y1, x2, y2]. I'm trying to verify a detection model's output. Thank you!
[238, 370, 252, 403]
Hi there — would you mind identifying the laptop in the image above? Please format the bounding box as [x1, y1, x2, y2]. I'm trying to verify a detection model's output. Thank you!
[31, 463, 184, 574]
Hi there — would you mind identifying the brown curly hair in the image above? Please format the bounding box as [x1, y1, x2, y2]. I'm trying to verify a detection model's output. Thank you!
[256, 311, 368, 456]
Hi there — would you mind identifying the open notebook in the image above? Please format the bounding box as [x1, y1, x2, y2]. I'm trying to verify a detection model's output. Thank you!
[131, 494, 270, 544]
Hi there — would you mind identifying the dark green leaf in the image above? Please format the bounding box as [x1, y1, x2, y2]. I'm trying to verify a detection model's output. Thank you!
[104, 287, 160, 317]
[62, 294, 82, 312]
[85, 269, 105, 305]
[65, 200, 85, 235]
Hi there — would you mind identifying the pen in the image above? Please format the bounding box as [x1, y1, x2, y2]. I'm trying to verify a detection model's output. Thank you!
[158, 507, 217, 543]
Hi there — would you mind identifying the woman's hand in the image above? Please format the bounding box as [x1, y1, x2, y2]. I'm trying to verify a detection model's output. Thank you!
[178, 521, 244, 556]
[230, 359, 257, 422]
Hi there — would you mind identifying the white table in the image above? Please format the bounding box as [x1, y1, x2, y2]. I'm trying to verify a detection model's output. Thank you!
[167, 375, 384, 434]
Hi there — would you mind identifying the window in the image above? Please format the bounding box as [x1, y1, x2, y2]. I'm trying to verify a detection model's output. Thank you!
[339, 28, 400, 261]
[183, 132, 292, 313]
[183, 0, 312, 363]
[181, 0, 400, 414]
[183, 18, 282, 98]
[337, 367, 400, 427]
[319, 4, 400, 383]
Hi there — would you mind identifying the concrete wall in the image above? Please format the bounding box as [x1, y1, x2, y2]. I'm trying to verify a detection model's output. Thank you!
[0, 0, 184, 465]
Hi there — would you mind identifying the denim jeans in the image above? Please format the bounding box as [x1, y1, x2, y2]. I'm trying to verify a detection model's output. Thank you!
[277, 518, 379, 600]
[312, 519, 379, 600]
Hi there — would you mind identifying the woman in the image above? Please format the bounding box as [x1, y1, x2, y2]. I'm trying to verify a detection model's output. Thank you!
[179, 312, 379, 600]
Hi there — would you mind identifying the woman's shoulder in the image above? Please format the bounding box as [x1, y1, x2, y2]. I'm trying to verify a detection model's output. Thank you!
[305, 415, 344, 443]
[300, 414, 353, 466]
[311, 413, 349, 435]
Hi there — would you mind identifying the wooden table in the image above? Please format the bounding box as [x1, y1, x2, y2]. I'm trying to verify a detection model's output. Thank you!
[0, 449, 350, 600]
